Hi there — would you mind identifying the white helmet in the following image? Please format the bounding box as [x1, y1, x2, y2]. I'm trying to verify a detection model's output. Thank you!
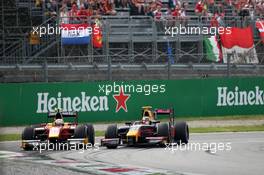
[55, 119, 64, 126]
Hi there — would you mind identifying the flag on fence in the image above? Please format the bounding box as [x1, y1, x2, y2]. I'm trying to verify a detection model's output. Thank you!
[92, 19, 103, 48]
[203, 35, 222, 62]
[92, 25, 103, 48]
[220, 26, 258, 63]
[256, 20, 264, 44]
[61, 23, 90, 45]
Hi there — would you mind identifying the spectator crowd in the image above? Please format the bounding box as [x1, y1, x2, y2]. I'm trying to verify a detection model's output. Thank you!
[34, 0, 264, 25]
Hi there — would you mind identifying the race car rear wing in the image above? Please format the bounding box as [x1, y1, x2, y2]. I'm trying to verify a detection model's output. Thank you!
[155, 108, 175, 125]
[155, 109, 173, 115]
[47, 111, 78, 118]
[47, 111, 78, 124]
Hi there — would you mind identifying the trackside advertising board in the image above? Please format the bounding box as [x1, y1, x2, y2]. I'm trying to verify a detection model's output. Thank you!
[0, 77, 264, 126]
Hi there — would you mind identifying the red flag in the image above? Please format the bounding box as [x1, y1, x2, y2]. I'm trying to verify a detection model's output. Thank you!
[92, 25, 103, 48]
[256, 20, 264, 44]
[220, 26, 254, 49]
[220, 26, 258, 63]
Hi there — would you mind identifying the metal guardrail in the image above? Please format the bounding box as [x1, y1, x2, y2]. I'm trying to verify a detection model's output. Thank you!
[1, 62, 263, 82]
[1, 63, 263, 70]
[2, 51, 264, 64]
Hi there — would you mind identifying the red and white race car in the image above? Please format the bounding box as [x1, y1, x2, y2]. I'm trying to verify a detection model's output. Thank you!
[21, 110, 94, 150]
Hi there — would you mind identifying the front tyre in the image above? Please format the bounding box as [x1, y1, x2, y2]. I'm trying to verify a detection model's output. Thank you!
[74, 124, 95, 146]
[105, 125, 118, 149]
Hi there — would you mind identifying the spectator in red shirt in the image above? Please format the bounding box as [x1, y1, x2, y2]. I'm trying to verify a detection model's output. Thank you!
[171, 4, 181, 17]
[154, 3, 163, 20]
[69, 4, 79, 23]
[77, 5, 89, 22]
[87, 6, 94, 17]
[195, 0, 203, 13]
[195, 0, 207, 17]
[100, 0, 117, 15]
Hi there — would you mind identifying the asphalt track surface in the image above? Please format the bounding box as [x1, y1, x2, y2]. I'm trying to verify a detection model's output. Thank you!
[0, 132, 264, 175]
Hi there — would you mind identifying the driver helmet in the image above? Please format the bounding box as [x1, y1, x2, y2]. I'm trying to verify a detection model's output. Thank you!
[54, 118, 64, 126]
[142, 116, 150, 124]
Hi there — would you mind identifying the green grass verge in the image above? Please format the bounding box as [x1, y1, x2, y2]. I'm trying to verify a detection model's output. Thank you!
[1, 125, 264, 142]
[0, 134, 21, 141]
[179, 114, 264, 121]
[190, 125, 264, 133]
[1, 114, 264, 128]
[95, 130, 105, 137]
[86, 114, 264, 124]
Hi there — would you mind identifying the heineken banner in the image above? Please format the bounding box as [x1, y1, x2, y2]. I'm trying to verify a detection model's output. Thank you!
[0, 77, 264, 126]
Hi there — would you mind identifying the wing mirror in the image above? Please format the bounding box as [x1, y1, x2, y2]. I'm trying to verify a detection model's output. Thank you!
[152, 120, 160, 124]
[125, 122, 132, 126]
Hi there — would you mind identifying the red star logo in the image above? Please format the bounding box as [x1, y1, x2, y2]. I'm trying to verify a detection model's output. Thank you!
[113, 88, 130, 112]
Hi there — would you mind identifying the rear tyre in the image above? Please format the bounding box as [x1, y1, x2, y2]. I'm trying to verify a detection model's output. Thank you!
[74, 124, 95, 146]
[105, 125, 118, 149]
[85, 124, 95, 145]
[21, 127, 35, 150]
[74, 125, 86, 138]
[157, 123, 170, 145]
[174, 121, 189, 144]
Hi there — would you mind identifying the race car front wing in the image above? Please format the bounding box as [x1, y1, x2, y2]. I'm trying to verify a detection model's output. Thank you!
[101, 136, 168, 147]
[21, 138, 90, 149]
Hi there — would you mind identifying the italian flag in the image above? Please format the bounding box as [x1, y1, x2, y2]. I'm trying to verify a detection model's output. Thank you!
[204, 36, 222, 62]
[220, 26, 258, 64]
[256, 20, 264, 44]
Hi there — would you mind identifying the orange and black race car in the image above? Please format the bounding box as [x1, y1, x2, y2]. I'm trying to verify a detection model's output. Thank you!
[21, 110, 94, 150]
[101, 106, 189, 149]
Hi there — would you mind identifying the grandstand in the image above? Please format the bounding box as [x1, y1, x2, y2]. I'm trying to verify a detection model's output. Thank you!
[0, 0, 264, 82]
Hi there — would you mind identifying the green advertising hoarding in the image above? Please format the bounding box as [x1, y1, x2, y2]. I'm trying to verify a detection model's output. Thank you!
[0, 77, 264, 126]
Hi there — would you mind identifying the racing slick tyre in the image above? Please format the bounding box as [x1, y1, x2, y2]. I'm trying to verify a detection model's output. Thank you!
[21, 127, 35, 150]
[157, 123, 170, 145]
[105, 125, 118, 149]
[74, 124, 95, 146]
[174, 121, 189, 144]
[85, 124, 95, 145]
